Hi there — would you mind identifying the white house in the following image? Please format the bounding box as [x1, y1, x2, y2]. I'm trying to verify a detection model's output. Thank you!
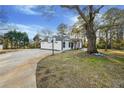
[0, 44, 3, 50]
[0, 35, 3, 50]
[41, 35, 83, 51]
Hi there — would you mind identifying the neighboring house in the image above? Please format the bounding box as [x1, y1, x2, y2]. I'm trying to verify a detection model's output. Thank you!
[41, 35, 82, 51]
[0, 35, 3, 50]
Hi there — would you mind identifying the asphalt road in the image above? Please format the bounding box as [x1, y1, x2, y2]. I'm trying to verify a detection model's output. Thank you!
[0, 49, 53, 88]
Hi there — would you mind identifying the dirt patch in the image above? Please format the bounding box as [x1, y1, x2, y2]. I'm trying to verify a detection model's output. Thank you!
[0, 49, 21, 54]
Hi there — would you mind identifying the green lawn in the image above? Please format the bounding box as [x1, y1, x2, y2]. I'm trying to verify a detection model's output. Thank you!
[36, 50, 124, 88]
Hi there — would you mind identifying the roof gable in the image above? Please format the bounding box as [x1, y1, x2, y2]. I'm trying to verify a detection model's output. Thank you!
[42, 35, 70, 42]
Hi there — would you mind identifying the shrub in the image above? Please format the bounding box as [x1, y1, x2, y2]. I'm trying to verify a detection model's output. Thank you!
[112, 39, 124, 49]
[97, 38, 106, 49]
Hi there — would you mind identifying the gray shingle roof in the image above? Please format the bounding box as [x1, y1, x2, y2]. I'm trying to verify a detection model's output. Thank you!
[41, 35, 70, 42]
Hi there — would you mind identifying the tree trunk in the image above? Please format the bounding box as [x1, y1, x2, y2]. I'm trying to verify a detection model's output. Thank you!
[87, 34, 97, 54]
[85, 23, 98, 54]
[109, 30, 112, 49]
[11, 40, 13, 49]
[105, 30, 108, 51]
[24, 41, 25, 49]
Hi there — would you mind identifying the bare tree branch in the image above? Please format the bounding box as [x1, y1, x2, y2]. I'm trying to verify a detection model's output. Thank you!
[75, 6, 88, 23]
[89, 5, 94, 21]
[94, 5, 104, 14]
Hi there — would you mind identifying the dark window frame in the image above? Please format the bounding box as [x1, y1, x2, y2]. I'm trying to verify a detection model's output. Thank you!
[63, 42, 65, 48]
[69, 42, 71, 48]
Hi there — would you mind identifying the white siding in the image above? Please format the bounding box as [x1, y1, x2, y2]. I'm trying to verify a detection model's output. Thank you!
[80, 41, 82, 48]
[54, 41, 62, 50]
[41, 40, 83, 51]
[0, 44, 3, 50]
[41, 41, 62, 50]
[63, 41, 71, 51]
[41, 41, 71, 51]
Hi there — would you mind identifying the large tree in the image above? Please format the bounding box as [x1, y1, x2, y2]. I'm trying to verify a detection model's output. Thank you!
[57, 23, 68, 36]
[4, 30, 29, 49]
[61, 5, 104, 54]
[38, 5, 104, 54]
[100, 8, 124, 50]
[33, 33, 41, 48]
[57, 23, 68, 51]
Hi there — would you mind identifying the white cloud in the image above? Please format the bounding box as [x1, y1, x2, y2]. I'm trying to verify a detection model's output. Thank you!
[64, 15, 78, 25]
[0, 23, 59, 40]
[16, 24, 44, 39]
[1, 23, 44, 39]
[15, 5, 41, 15]
[70, 16, 78, 23]
[15, 6, 56, 16]
[95, 14, 104, 25]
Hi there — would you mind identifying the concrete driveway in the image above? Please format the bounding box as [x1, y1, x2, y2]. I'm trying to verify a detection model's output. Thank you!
[0, 49, 53, 88]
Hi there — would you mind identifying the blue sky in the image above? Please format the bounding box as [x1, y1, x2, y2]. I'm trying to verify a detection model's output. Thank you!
[0, 5, 124, 39]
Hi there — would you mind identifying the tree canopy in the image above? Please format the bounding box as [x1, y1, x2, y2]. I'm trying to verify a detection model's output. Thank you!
[4, 30, 29, 49]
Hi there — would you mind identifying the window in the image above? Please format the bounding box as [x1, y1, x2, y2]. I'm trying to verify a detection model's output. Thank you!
[48, 38, 52, 43]
[63, 42, 65, 48]
[69, 42, 71, 48]
[53, 38, 56, 42]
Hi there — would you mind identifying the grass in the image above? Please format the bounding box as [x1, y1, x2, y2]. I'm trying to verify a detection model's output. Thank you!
[36, 50, 124, 88]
